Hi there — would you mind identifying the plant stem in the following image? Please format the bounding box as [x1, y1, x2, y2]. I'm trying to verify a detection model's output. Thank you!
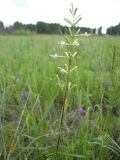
[55, 57, 71, 160]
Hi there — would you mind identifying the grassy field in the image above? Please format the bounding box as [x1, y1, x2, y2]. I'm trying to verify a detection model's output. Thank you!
[0, 35, 120, 159]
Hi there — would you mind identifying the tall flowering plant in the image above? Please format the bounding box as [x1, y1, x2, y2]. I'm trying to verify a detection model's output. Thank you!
[50, 4, 82, 159]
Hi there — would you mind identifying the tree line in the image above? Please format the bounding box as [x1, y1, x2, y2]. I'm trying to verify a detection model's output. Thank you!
[0, 20, 120, 35]
[107, 23, 120, 35]
[0, 21, 96, 35]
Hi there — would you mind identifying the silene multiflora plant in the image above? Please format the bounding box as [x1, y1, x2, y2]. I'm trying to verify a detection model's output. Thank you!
[50, 4, 82, 159]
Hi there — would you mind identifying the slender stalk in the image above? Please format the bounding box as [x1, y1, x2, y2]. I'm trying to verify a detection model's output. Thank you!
[55, 57, 71, 160]
[53, 4, 81, 159]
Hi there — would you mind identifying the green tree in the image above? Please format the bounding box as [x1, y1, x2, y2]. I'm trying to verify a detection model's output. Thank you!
[25, 24, 36, 32]
[98, 26, 102, 35]
[13, 21, 24, 31]
[0, 21, 4, 34]
[107, 23, 120, 35]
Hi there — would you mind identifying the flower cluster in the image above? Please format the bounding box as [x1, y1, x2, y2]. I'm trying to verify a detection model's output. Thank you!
[21, 91, 30, 107]
[74, 108, 86, 121]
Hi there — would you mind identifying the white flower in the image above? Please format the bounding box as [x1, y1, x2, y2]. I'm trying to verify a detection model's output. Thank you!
[50, 54, 66, 59]
[58, 41, 66, 46]
[72, 52, 77, 57]
[58, 67, 68, 74]
[72, 39, 79, 46]
[49, 53, 58, 59]
[65, 52, 69, 58]
[69, 66, 78, 73]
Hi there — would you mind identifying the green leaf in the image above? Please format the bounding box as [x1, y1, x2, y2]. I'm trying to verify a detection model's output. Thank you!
[69, 9, 72, 15]
[74, 17, 82, 26]
[69, 66, 78, 73]
[65, 36, 71, 44]
[74, 15, 82, 22]
[74, 8, 78, 16]
[76, 28, 80, 34]
[71, 3, 73, 12]
[68, 27, 72, 36]
[64, 18, 73, 25]
[58, 152, 85, 158]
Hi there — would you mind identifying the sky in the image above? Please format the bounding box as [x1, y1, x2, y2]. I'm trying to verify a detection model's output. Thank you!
[0, 0, 120, 33]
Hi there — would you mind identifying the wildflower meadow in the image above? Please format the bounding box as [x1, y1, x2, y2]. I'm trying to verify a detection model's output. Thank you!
[0, 4, 120, 160]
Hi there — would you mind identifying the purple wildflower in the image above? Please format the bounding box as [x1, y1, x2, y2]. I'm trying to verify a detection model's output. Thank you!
[74, 108, 86, 121]
[21, 91, 29, 100]
[21, 91, 30, 107]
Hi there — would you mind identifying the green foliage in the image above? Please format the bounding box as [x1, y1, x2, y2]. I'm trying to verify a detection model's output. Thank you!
[0, 21, 4, 34]
[0, 20, 96, 35]
[107, 23, 120, 35]
[0, 35, 120, 159]
[98, 26, 102, 35]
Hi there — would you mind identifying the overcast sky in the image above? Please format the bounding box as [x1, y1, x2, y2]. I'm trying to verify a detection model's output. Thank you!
[0, 0, 120, 33]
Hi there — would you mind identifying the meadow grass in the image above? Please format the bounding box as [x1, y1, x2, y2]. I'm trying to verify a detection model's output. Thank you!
[0, 35, 120, 159]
